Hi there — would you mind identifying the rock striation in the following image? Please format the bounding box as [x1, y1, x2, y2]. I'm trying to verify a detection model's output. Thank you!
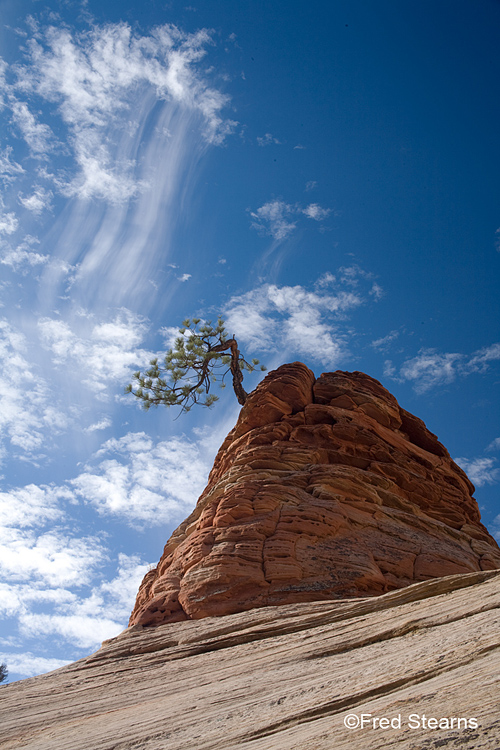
[3, 570, 500, 750]
[130, 363, 500, 627]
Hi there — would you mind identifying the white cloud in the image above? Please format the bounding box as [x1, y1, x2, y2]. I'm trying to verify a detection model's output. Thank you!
[399, 349, 461, 393]
[97, 553, 150, 619]
[383, 360, 396, 377]
[454, 457, 499, 487]
[0, 468, 105, 595]
[372, 330, 399, 350]
[18, 186, 53, 214]
[0, 584, 76, 617]
[19, 612, 123, 650]
[38, 308, 151, 396]
[0, 198, 19, 235]
[256, 133, 280, 146]
[178, 273, 191, 282]
[0, 212, 18, 235]
[338, 265, 374, 287]
[305, 180, 317, 191]
[487, 437, 500, 452]
[0, 318, 68, 458]
[9, 99, 54, 155]
[0, 528, 105, 587]
[302, 203, 331, 221]
[0, 467, 152, 662]
[224, 275, 366, 366]
[315, 271, 336, 287]
[12, 22, 236, 203]
[0, 484, 71, 528]
[16, 552, 150, 649]
[0, 651, 71, 678]
[0, 147, 24, 183]
[159, 324, 183, 349]
[464, 342, 500, 373]
[250, 200, 296, 240]
[0, 237, 50, 270]
[369, 282, 384, 300]
[71, 431, 210, 526]
[250, 199, 331, 240]
[0, 481, 100, 599]
[389, 341, 500, 393]
[84, 417, 112, 433]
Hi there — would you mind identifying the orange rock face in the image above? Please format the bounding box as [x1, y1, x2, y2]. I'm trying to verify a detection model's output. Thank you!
[129, 363, 500, 627]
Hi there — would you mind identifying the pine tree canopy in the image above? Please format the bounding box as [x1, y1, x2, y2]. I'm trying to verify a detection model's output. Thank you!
[126, 317, 266, 414]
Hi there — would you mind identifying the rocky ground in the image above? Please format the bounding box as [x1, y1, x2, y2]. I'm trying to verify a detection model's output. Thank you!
[2, 569, 500, 749]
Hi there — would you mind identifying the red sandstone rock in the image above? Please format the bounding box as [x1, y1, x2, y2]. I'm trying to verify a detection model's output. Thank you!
[129, 363, 500, 627]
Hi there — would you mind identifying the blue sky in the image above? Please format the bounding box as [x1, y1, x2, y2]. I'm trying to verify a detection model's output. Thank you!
[0, 0, 499, 682]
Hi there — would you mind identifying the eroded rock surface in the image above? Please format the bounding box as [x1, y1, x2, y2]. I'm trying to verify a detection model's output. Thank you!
[3, 571, 500, 750]
[130, 362, 500, 627]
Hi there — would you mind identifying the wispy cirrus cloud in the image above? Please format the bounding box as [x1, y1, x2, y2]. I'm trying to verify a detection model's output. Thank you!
[371, 330, 400, 351]
[1, 20, 236, 310]
[11, 23, 236, 199]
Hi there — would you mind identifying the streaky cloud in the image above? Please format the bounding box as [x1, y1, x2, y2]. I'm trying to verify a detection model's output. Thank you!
[2, 20, 235, 312]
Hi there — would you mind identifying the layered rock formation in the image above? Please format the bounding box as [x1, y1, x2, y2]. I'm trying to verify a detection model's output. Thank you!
[130, 363, 500, 627]
[3, 570, 500, 750]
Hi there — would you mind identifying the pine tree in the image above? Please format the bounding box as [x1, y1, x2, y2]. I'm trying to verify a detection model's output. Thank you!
[126, 317, 265, 414]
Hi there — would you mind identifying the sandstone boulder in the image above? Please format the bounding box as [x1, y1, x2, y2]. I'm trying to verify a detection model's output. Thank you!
[130, 363, 500, 627]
